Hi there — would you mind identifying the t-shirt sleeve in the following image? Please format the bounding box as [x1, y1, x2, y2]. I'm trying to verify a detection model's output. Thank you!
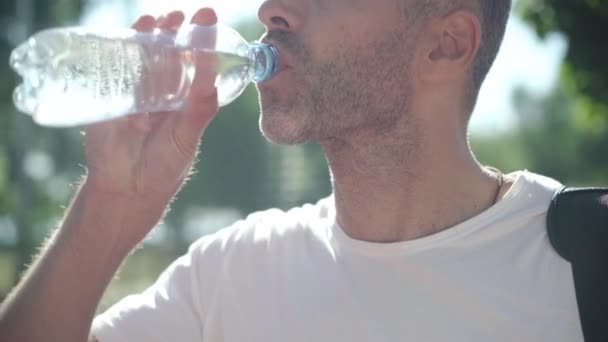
[91, 237, 212, 342]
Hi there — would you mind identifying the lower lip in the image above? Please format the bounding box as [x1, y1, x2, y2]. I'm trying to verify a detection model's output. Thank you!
[274, 65, 291, 76]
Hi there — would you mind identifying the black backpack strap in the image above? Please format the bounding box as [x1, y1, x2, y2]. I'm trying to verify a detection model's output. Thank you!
[547, 186, 608, 342]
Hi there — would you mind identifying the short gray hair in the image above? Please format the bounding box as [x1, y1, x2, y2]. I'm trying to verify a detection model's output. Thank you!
[472, 1, 512, 98]
[401, 0, 512, 110]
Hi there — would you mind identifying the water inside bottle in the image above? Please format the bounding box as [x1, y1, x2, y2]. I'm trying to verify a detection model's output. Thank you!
[10, 29, 251, 126]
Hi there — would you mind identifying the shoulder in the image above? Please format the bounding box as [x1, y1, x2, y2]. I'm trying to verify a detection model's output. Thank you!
[482, 171, 562, 238]
[188, 195, 335, 259]
[520, 171, 562, 192]
[505, 171, 562, 208]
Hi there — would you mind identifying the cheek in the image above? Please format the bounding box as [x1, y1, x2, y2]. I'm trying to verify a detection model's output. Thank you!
[305, 19, 358, 61]
[309, 23, 396, 69]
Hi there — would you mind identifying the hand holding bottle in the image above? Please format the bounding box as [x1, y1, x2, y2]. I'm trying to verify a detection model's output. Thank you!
[83, 8, 219, 214]
[0, 11, 231, 341]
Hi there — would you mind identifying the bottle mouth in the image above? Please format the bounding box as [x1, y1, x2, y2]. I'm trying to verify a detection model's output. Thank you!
[250, 42, 280, 82]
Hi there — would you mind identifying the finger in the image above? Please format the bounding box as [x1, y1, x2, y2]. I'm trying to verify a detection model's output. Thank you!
[189, 7, 219, 100]
[129, 15, 156, 132]
[158, 11, 185, 32]
[169, 9, 220, 148]
[172, 68, 219, 147]
[132, 15, 156, 32]
[153, 11, 187, 113]
[191, 7, 218, 26]
[188, 54, 218, 107]
[186, 9, 217, 51]
[165, 9, 221, 150]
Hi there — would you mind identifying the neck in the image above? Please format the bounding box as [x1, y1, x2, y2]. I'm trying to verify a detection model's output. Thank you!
[321, 113, 501, 243]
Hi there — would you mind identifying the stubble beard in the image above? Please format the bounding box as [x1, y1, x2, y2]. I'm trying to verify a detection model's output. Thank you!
[258, 28, 414, 146]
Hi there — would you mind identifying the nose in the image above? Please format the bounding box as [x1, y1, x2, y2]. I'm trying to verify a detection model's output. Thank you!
[258, 0, 302, 32]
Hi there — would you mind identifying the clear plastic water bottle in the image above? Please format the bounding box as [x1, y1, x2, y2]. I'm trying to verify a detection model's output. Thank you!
[9, 23, 279, 127]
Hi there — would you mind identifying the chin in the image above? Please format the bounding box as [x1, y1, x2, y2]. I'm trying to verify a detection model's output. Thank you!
[259, 110, 311, 145]
[257, 85, 314, 145]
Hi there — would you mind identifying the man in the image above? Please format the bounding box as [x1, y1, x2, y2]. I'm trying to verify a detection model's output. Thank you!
[0, 0, 584, 341]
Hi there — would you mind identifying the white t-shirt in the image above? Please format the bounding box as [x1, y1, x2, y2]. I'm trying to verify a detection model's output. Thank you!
[92, 171, 584, 341]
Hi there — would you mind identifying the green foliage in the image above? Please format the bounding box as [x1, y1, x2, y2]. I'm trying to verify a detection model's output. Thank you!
[0, 1, 89, 292]
[473, 84, 608, 186]
[506, 1, 608, 186]
[518, 0, 608, 119]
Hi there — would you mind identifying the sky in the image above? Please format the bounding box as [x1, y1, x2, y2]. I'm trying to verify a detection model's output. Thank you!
[81, 0, 567, 134]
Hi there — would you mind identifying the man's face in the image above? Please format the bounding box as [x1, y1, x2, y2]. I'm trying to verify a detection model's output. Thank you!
[256, 0, 418, 145]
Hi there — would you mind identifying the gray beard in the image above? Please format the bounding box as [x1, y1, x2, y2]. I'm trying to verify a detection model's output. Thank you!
[258, 28, 414, 145]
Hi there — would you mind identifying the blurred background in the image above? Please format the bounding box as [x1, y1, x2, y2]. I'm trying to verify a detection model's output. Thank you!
[0, 0, 606, 311]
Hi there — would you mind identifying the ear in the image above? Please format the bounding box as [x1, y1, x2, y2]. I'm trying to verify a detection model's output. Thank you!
[419, 10, 481, 83]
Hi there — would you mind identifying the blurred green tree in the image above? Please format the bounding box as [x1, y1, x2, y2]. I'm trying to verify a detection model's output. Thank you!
[507, 1, 608, 185]
[0, 0, 88, 298]
[472, 84, 608, 186]
[519, 0, 608, 120]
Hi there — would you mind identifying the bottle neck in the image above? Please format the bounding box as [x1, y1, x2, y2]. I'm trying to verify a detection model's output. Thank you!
[249, 43, 280, 82]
